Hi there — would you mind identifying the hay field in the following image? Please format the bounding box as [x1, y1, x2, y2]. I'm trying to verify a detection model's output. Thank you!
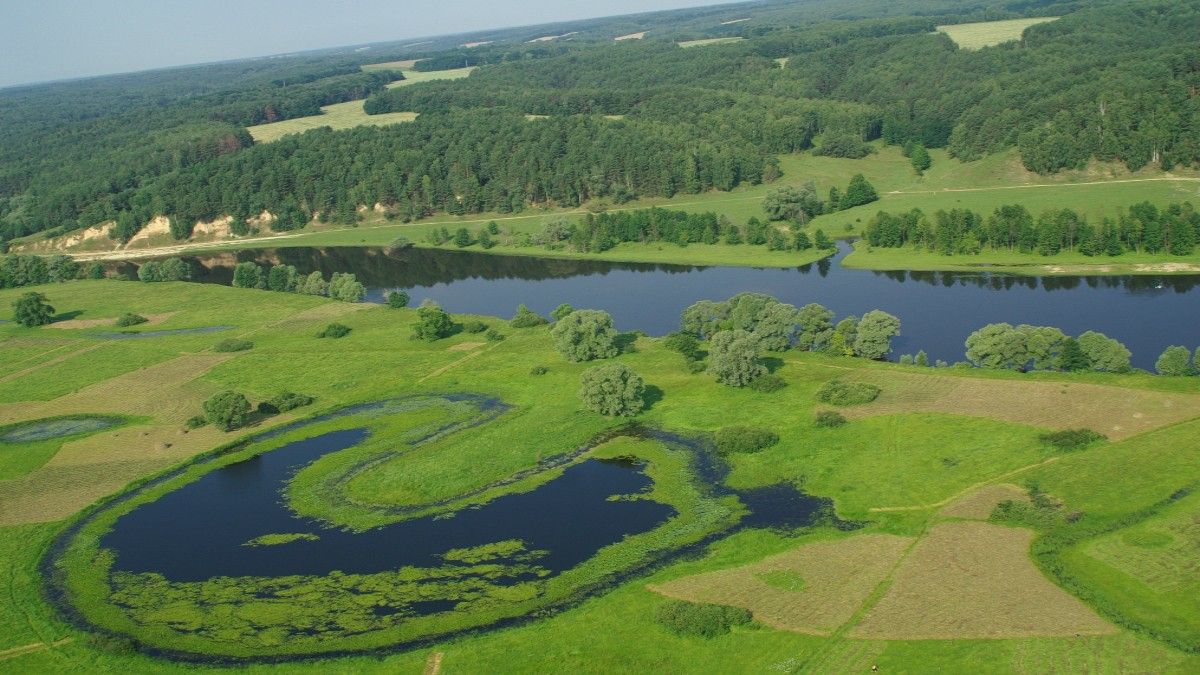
[939, 483, 1029, 520]
[247, 101, 418, 143]
[850, 522, 1114, 639]
[384, 66, 476, 89]
[678, 37, 744, 48]
[937, 18, 1058, 50]
[649, 534, 912, 635]
[838, 370, 1200, 441]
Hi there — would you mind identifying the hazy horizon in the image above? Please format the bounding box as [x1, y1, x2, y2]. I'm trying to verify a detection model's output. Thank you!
[1, 0, 733, 89]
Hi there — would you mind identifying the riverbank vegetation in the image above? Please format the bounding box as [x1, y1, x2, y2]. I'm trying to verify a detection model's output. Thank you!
[2, 279, 1199, 669]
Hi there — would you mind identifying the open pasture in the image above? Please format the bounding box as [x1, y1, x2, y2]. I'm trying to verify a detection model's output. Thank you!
[937, 18, 1059, 50]
[838, 369, 1200, 441]
[247, 101, 418, 143]
[384, 66, 476, 88]
[678, 37, 744, 48]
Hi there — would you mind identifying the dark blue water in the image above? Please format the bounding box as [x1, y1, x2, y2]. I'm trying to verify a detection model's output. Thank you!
[152, 243, 1200, 369]
[102, 429, 674, 582]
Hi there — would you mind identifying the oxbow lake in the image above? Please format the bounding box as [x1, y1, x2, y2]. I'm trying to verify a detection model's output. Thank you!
[135, 242, 1200, 370]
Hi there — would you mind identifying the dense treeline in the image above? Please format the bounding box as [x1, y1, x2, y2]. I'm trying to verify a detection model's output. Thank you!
[3, 0, 1196, 246]
[864, 201, 1200, 256]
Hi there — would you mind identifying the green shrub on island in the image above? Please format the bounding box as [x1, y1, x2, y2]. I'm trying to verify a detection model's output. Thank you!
[114, 313, 148, 327]
[213, 338, 254, 352]
[655, 600, 752, 638]
[510, 304, 548, 328]
[815, 411, 847, 428]
[714, 427, 779, 454]
[1038, 429, 1105, 452]
[816, 380, 880, 406]
[202, 391, 251, 431]
[317, 323, 352, 339]
[579, 363, 645, 417]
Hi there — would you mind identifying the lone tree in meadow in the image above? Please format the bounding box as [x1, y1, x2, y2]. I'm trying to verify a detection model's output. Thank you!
[412, 300, 454, 341]
[203, 391, 251, 432]
[708, 329, 766, 387]
[853, 310, 901, 360]
[1156, 345, 1193, 376]
[551, 309, 620, 362]
[12, 291, 55, 327]
[579, 363, 645, 417]
[840, 174, 879, 210]
[910, 144, 932, 175]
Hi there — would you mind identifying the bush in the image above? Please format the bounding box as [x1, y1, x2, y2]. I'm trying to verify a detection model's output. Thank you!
[579, 363, 645, 417]
[462, 320, 488, 333]
[662, 332, 702, 361]
[814, 410, 846, 428]
[267, 391, 314, 413]
[551, 309, 619, 362]
[485, 328, 505, 342]
[714, 427, 779, 454]
[814, 135, 873, 159]
[317, 323, 351, 339]
[530, 365, 549, 376]
[748, 374, 786, 392]
[815, 380, 880, 406]
[202, 391, 251, 431]
[510, 304, 548, 328]
[655, 600, 752, 638]
[386, 290, 410, 308]
[184, 415, 209, 430]
[412, 301, 454, 341]
[114, 313, 148, 327]
[12, 292, 55, 327]
[213, 338, 254, 352]
[1038, 429, 1105, 451]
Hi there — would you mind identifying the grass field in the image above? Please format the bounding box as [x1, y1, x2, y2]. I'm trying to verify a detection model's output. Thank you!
[678, 37, 745, 48]
[937, 18, 1059, 50]
[247, 101, 418, 143]
[1, 276, 1199, 670]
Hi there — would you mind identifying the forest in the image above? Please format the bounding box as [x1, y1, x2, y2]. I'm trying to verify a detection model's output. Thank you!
[863, 201, 1200, 257]
[0, 0, 1196, 248]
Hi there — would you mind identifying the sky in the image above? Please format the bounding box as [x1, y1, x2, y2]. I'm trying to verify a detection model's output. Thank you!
[0, 0, 730, 88]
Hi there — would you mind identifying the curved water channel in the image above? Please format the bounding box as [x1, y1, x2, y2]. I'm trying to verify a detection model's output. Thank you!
[45, 395, 836, 661]
[136, 242, 1200, 369]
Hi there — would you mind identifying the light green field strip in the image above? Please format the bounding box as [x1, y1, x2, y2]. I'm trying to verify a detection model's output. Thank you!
[384, 67, 476, 89]
[937, 17, 1058, 50]
[678, 37, 745, 48]
[247, 101, 417, 143]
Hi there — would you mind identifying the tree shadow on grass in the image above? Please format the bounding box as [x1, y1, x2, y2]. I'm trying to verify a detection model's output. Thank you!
[762, 356, 784, 373]
[641, 384, 664, 412]
[615, 332, 640, 354]
[52, 310, 84, 322]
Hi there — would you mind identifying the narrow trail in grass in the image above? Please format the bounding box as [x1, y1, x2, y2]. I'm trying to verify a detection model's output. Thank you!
[868, 456, 1059, 512]
[0, 638, 72, 661]
[886, 176, 1200, 195]
[423, 651, 444, 675]
[0, 344, 103, 385]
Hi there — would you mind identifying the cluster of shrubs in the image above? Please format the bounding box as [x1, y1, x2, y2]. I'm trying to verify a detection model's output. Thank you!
[213, 338, 254, 352]
[814, 410, 846, 428]
[1, 253, 93, 288]
[815, 380, 880, 406]
[655, 600, 752, 638]
[1038, 429, 1105, 452]
[190, 390, 314, 432]
[114, 313, 147, 327]
[714, 427, 779, 454]
[231, 262, 365, 303]
[137, 257, 190, 282]
[317, 323, 351, 339]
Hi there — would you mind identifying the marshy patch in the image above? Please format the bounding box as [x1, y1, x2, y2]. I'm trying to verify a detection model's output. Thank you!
[0, 415, 125, 443]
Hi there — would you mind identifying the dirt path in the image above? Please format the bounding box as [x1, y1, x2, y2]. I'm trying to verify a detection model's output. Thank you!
[885, 175, 1200, 196]
[423, 651, 444, 675]
[868, 456, 1059, 513]
[0, 638, 73, 661]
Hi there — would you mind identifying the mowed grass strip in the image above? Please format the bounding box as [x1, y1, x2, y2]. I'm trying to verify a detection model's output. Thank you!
[247, 100, 418, 143]
[936, 18, 1058, 50]
[839, 370, 1200, 441]
[649, 534, 912, 635]
[850, 521, 1115, 639]
[938, 483, 1029, 520]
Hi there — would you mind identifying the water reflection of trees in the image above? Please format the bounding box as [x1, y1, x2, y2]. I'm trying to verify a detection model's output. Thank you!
[871, 269, 1200, 293]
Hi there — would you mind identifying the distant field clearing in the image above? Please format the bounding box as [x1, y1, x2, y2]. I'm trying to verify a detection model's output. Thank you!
[614, 32, 646, 41]
[247, 101, 417, 143]
[937, 17, 1058, 49]
[678, 37, 744, 48]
